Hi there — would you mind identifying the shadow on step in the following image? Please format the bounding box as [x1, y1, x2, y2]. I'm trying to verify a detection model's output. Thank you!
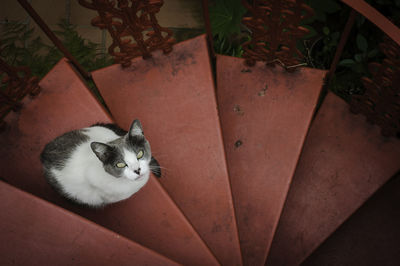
[303, 172, 400, 266]
[267, 92, 400, 266]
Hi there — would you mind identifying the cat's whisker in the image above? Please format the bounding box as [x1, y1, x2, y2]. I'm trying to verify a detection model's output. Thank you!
[150, 165, 169, 171]
[150, 151, 168, 157]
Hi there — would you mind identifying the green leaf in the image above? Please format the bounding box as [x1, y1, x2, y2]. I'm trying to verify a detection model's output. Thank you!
[354, 53, 363, 62]
[323, 26, 330, 35]
[209, 0, 246, 40]
[356, 16, 365, 28]
[356, 34, 368, 52]
[368, 49, 379, 58]
[339, 59, 356, 67]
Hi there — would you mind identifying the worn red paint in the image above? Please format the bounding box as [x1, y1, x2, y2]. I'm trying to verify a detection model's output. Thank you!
[267, 92, 400, 265]
[216, 54, 326, 266]
[92, 35, 243, 266]
[0, 181, 179, 266]
[0, 58, 218, 266]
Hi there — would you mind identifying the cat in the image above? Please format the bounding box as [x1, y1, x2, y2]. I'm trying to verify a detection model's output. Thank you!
[40, 119, 161, 207]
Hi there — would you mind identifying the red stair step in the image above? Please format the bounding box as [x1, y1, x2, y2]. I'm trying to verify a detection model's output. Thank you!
[267, 92, 400, 265]
[0, 180, 178, 266]
[303, 173, 400, 266]
[92, 34, 242, 266]
[216, 54, 327, 266]
[0, 58, 219, 265]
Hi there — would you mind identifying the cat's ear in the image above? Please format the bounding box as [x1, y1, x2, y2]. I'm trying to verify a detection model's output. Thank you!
[129, 119, 144, 137]
[90, 142, 111, 163]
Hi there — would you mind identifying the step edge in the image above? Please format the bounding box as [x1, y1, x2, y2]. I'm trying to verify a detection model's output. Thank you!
[215, 54, 328, 265]
[296, 92, 400, 264]
[0, 179, 180, 265]
[264, 68, 328, 265]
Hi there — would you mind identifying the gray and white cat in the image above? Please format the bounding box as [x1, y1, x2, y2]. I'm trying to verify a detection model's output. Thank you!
[40, 120, 160, 207]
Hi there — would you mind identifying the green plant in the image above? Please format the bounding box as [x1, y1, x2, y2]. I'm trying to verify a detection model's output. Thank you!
[338, 34, 379, 74]
[0, 21, 60, 78]
[300, 0, 400, 102]
[300, 0, 343, 69]
[53, 20, 113, 72]
[209, 0, 248, 57]
[0, 19, 113, 80]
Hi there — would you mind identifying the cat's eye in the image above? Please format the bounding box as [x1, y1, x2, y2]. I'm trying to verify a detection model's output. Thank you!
[137, 150, 144, 159]
[116, 162, 126, 168]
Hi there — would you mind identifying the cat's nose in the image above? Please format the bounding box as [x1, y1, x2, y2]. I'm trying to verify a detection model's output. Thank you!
[134, 168, 141, 175]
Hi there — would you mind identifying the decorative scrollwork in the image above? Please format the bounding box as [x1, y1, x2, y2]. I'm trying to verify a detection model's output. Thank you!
[350, 35, 400, 138]
[0, 57, 41, 130]
[79, 0, 175, 67]
[241, 0, 314, 71]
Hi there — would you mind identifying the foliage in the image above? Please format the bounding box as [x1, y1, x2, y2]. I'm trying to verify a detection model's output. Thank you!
[209, 0, 248, 57]
[1, 21, 59, 79]
[207, 0, 400, 102]
[301, 0, 400, 101]
[53, 20, 112, 72]
[0, 19, 112, 80]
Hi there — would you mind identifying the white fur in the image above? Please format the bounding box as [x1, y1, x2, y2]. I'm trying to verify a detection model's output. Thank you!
[50, 126, 150, 206]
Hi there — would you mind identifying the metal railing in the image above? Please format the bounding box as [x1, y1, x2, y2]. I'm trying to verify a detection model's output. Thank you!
[1, 0, 399, 137]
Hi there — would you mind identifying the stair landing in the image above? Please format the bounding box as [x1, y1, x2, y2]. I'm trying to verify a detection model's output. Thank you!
[92, 34, 242, 266]
[0, 58, 219, 266]
[216, 54, 327, 266]
[267, 92, 400, 265]
[0, 181, 178, 266]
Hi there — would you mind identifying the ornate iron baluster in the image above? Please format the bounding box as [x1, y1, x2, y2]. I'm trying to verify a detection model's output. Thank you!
[241, 0, 313, 71]
[79, 0, 175, 67]
[0, 57, 41, 130]
[350, 35, 400, 138]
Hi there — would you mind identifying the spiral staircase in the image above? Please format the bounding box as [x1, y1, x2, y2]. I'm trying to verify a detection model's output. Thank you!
[1, 1, 400, 266]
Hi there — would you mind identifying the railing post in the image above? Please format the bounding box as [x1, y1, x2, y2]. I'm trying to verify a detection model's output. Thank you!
[325, 9, 357, 87]
[16, 0, 91, 79]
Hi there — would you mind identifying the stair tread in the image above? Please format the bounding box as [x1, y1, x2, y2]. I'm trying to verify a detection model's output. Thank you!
[0, 58, 219, 266]
[0, 180, 178, 266]
[267, 92, 400, 265]
[92, 34, 242, 266]
[216, 55, 327, 266]
[303, 173, 400, 266]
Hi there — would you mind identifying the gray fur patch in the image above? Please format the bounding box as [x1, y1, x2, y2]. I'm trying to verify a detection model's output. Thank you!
[92, 134, 152, 178]
[40, 129, 89, 170]
[93, 123, 161, 178]
[40, 129, 89, 201]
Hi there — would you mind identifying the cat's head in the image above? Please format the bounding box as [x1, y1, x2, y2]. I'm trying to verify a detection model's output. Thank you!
[90, 120, 152, 182]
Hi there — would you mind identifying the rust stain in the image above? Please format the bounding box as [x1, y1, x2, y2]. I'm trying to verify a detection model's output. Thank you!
[233, 105, 244, 115]
[235, 140, 243, 148]
[258, 84, 268, 96]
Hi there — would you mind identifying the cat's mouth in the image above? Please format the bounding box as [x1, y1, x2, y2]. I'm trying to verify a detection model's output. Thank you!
[134, 175, 144, 181]
[125, 175, 143, 181]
